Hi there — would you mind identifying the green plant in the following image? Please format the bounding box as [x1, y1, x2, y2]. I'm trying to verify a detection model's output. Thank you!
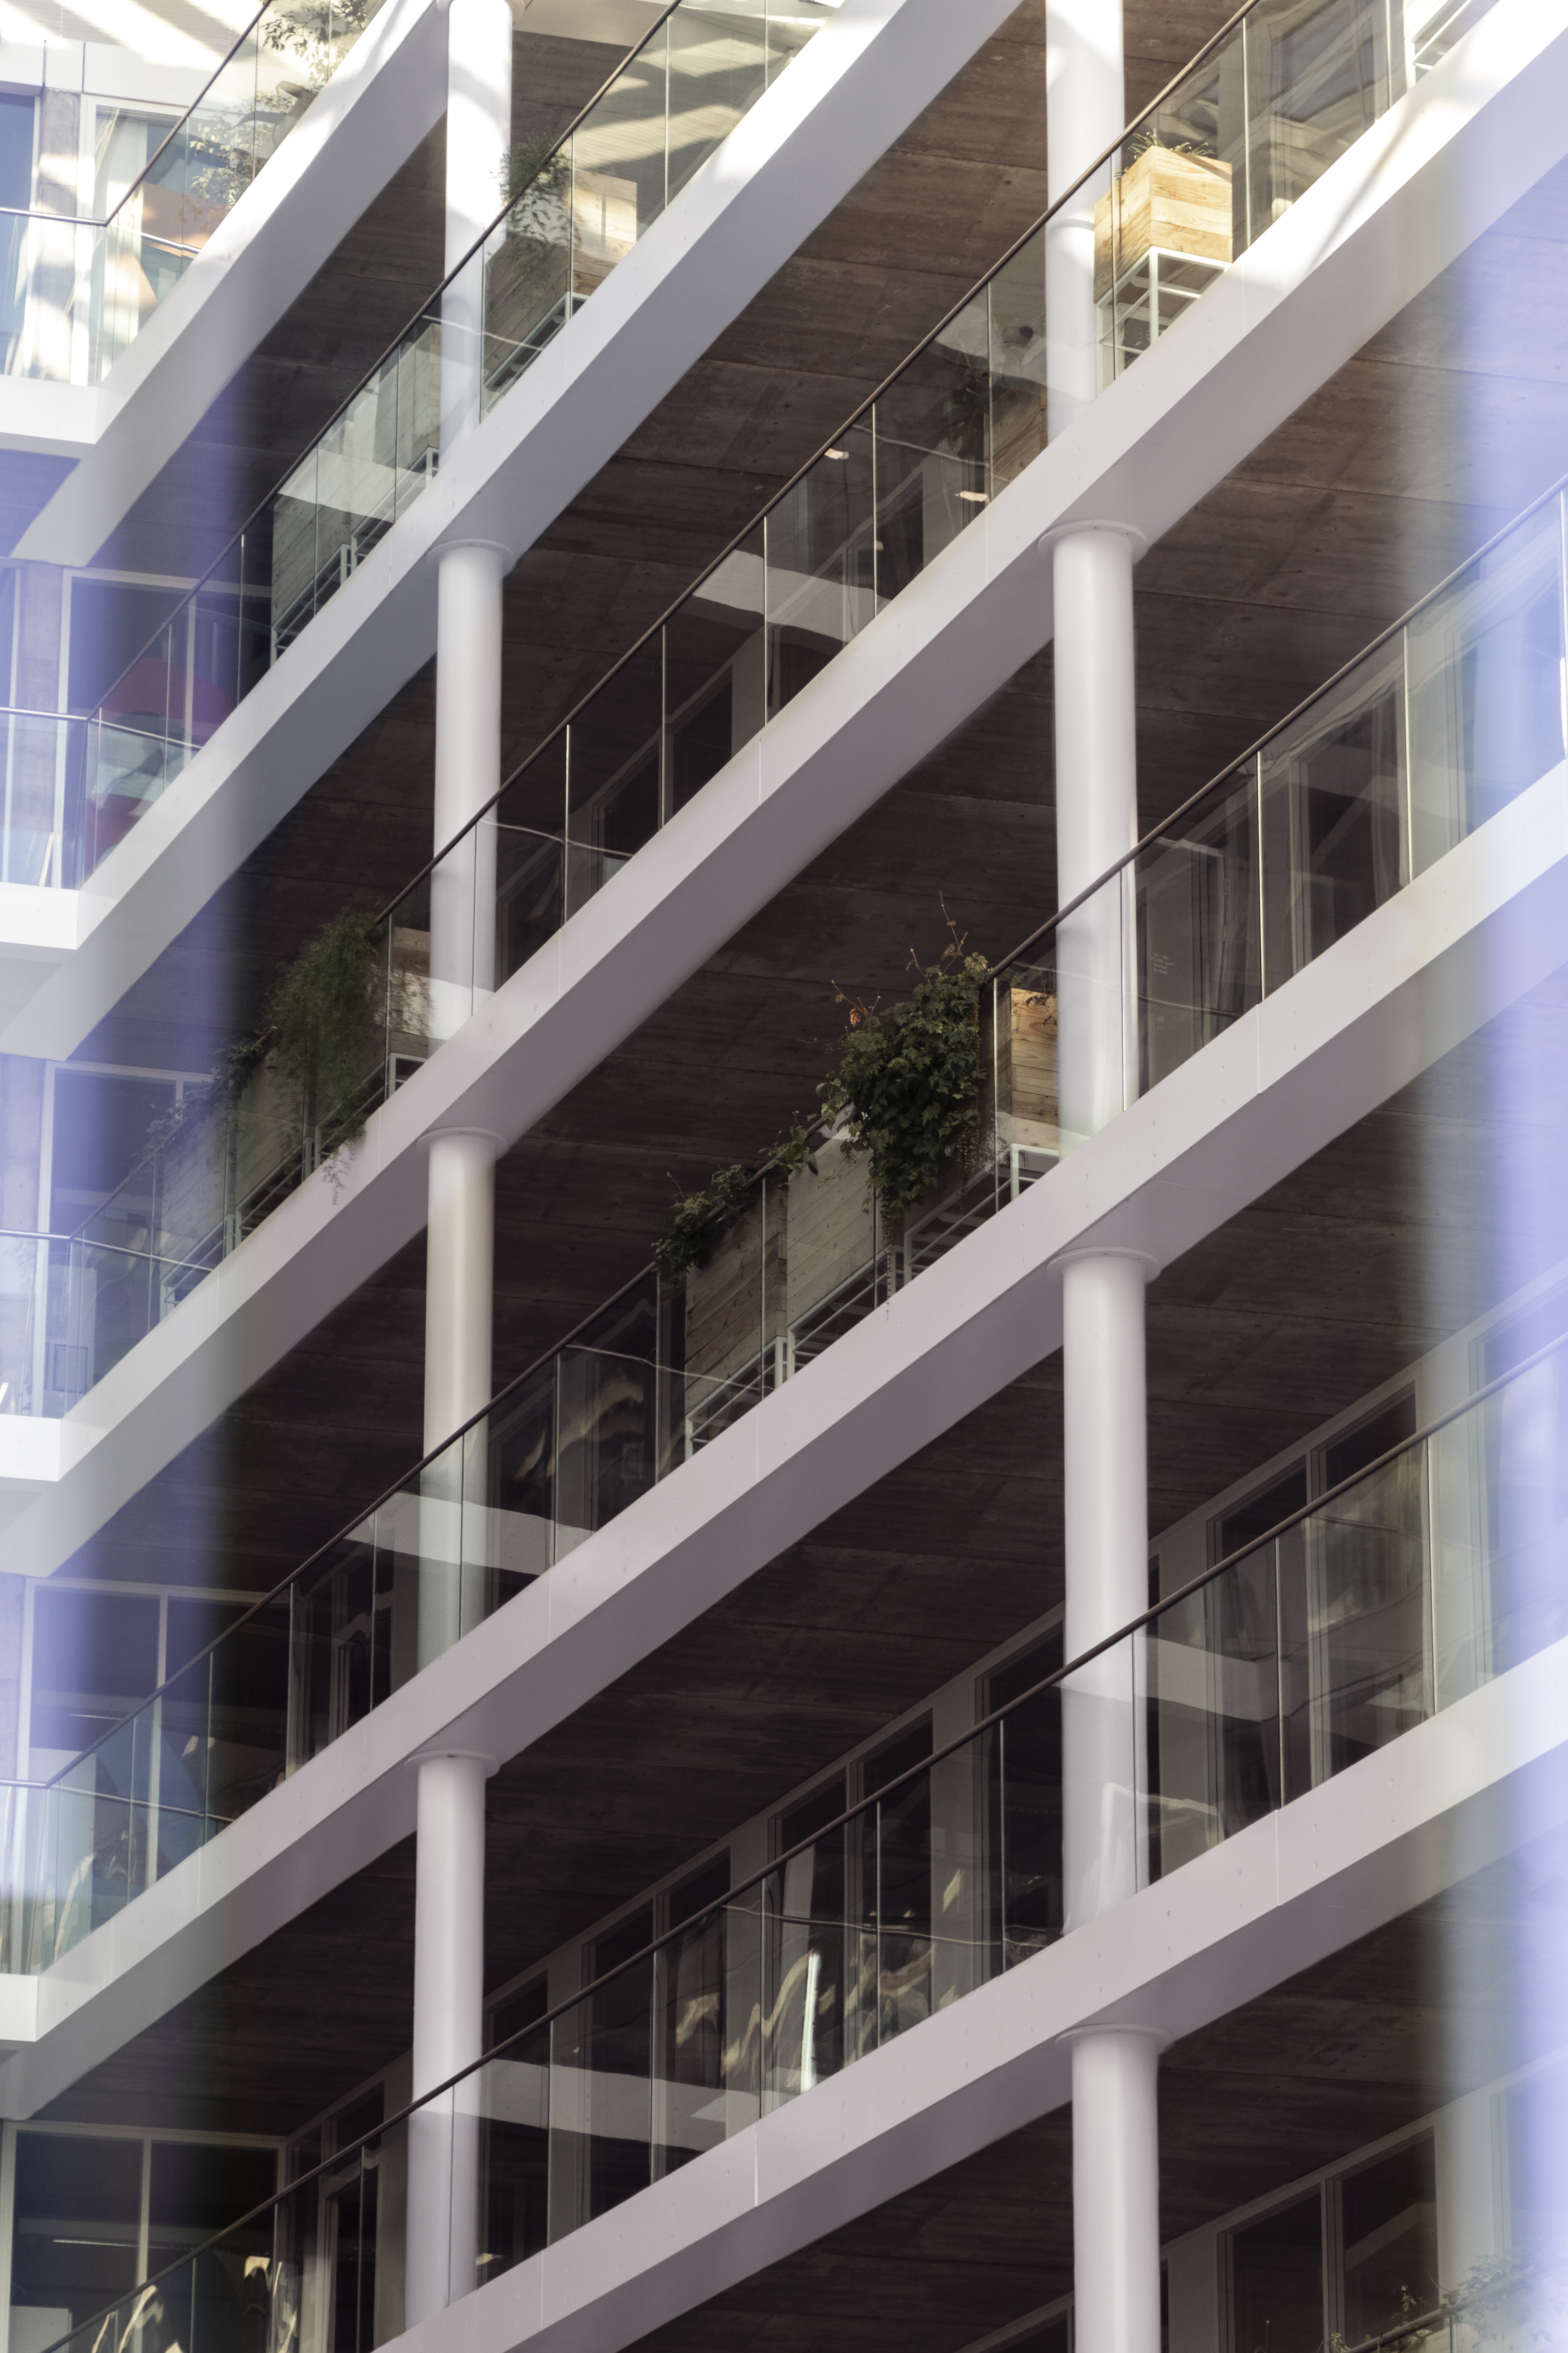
[653, 1128, 816, 1280]
[268, 902, 384, 1149]
[819, 939, 991, 1221]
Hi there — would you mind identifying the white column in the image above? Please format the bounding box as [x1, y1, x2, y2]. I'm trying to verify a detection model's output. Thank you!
[1045, 0, 1125, 437]
[405, 1749, 492, 2328]
[1066, 2027, 1165, 2353]
[430, 538, 506, 1044]
[1051, 522, 1142, 1148]
[420, 1127, 497, 1670]
[439, 0, 512, 454]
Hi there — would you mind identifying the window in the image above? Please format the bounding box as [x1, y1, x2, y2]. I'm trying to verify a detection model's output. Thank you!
[1477, 1280, 1568, 1390]
[1225, 2138, 1437, 2353]
[489, 1973, 548, 2051]
[1228, 2187, 1323, 2353]
[1212, 1462, 1309, 1565]
[861, 1716, 931, 1799]
[776, 1773, 845, 1856]
[1338, 2139, 1438, 2342]
[1319, 1389, 1417, 1492]
[9, 2131, 278, 2352]
[47, 1066, 179, 1233]
[28, 1585, 159, 1776]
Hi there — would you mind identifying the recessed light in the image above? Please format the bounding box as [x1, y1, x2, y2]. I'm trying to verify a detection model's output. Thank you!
[958, 490, 988, 504]
[825, 447, 849, 460]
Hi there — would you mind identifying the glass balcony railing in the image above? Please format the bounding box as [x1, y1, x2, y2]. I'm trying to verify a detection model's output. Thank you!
[7, 443, 1561, 1974]
[0, 0, 388, 390]
[0, 1226, 212, 1419]
[51, 450, 1567, 1440]
[55, 0, 1480, 887]
[31, 1321, 1568, 2350]
[61, 0, 840, 883]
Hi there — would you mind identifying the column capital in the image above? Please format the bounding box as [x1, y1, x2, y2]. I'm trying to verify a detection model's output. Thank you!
[1054, 1243, 1162, 1281]
[427, 537, 517, 571]
[1037, 518, 1148, 560]
[1058, 2021, 1172, 2052]
[407, 1747, 499, 1773]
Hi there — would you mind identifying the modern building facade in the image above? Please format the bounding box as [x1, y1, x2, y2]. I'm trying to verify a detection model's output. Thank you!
[0, 0, 1564, 2347]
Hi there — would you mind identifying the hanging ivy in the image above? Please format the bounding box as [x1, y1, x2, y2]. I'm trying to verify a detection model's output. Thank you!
[652, 925, 992, 1272]
[818, 941, 991, 1221]
[267, 902, 384, 1148]
[653, 1128, 817, 1281]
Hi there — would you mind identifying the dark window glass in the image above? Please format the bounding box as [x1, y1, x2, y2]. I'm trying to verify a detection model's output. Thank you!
[1003, 2319, 1070, 2353]
[146, 2141, 277, 2275]
[1230, 2188, 1323, 2353]
[988, 1629, 1063, 1714]
[1321, 1392, 1417, 1492]
[1340, 2139, 1438, 2344]
[1214, 1463, 1308, 1564]
[590, 1902, 653, 1981]
[12, 2131, 141, 2340]
[668, 1851, 729, 1929]
[30, 1586, 159, 1761]
[778, 1774, 846, 1855]
[490, 1974, 549, 2050]
[164, 1595, 245, 1679]
[862, 1717, 931, 1800]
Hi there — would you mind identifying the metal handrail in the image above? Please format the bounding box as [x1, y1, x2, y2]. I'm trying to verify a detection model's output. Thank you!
[37, 1318, 1562, 2353]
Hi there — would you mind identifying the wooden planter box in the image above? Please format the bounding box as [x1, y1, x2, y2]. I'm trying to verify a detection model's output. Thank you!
[1093, 147, 1233, 304]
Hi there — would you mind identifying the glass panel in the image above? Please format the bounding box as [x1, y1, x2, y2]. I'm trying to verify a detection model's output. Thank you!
[1101, 34, 1239, 389]
[482, 143, 573, 407]
[12, 2130, 142, 2346]
[1060, 1630, 1138, 1924]
[1245, 0, 1394, 239]
[765, 427, 876, 718]
[764, 1821, 850, 2103]
[872, 293, 991, 603]
[1407, 497, 1566, 875]
[1135, 762, 1261, 1093]
[494, 732, 567, 985]
[1145, 1544, 1280, 1881]
[1260, 635, 1406, 993]
[569, 34, 668, 308]
[674, 526, 766, 784]
[475, 2022, 551, 2285]
[873, 1765, 933, 2047]
[668, 5, 766, 207]
[553, 1286, 662, 1551]
[1229, 2189, 1324, 2353]
[1339, 2137, 1439, 2342]
[987, 226, 1048, 493]
[565, 640, 664, 915]
[652, 1894, 728, 2177]
[1053, 866, 1133, 1149]
[1279, 1443, 1431, 1801]
[548, 1958, 653, 2238]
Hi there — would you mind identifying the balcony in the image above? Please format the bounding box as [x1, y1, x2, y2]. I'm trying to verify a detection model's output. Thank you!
[23, 1314, 1568, 2351]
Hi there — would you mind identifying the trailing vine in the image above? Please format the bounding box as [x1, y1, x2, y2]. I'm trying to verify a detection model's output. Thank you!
[267, 902, 385, 1148]
[818, 940, 990, 1220]
[653, 1128, 816, 1281]
[652, 923, 992, 1273]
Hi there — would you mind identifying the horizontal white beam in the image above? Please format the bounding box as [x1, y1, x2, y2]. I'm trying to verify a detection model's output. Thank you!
[0, 0, 1022, 1061]
[394, 1640, 1568, 2353]
[2, 753, 1563, 2114]
[0, 0, 1561, 1549]
[1, 0, 447, 519]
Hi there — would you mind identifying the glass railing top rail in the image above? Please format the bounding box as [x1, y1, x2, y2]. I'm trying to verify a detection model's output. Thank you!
[66, 0, 840, 880]
[36, 1318, 1568, 2352]
[1, 0, 393, 389]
